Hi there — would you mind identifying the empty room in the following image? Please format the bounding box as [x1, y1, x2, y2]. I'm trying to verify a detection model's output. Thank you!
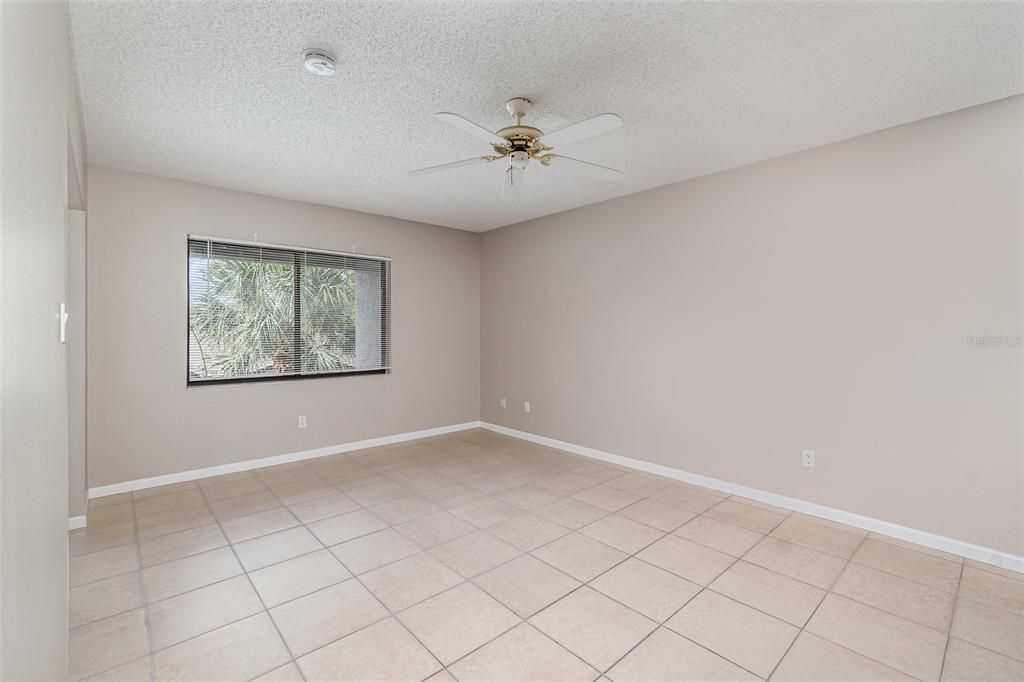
[2, 0, 1022, 680]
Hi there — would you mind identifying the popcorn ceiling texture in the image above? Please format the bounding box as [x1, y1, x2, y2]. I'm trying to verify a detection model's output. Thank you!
[67, 1, 1022, 232]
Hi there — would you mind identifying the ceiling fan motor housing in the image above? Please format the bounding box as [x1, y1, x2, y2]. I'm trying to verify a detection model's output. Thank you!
[496, 97, 547, 157]
[495, 125, 545, 152]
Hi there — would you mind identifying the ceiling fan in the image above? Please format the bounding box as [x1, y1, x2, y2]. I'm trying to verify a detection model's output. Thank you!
[410, 97, 623, 199]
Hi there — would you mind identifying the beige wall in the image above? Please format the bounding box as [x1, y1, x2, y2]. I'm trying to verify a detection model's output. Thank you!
[86, 98, 1021, 557]
[481, 96, 1023, 555]
[1, 1, 86, 677]
[87, 167, 480, 487]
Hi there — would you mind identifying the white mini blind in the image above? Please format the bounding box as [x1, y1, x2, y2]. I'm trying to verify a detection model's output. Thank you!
[188, 237, 390, 384]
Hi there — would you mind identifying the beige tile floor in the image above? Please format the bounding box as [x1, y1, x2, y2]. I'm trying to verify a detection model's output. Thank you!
[69, 429, 1024, 681]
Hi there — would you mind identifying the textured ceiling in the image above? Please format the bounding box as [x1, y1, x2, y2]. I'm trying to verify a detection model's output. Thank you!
[68, 1, 1022, 232]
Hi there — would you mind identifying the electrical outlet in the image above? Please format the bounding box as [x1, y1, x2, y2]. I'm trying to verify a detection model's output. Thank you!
[499, 397, 507, 409]
[802, 449, 815, 468]
[524, 400, 531, 413]
[298, 415, 307, 429]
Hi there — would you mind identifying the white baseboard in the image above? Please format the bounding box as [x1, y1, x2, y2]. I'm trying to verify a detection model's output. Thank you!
[481, 422, 1024, 574]
[84, 416, 1020, 574]
[88, 421, 483, 499]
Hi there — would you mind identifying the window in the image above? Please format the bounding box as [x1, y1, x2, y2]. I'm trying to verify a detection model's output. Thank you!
[187, 237, 390, 384]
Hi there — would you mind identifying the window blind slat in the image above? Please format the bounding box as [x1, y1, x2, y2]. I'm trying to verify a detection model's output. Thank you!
[187, 237, 391, 384]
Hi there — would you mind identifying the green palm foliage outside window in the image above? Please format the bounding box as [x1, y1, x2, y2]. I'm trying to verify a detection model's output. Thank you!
[187, 238, 389, 384]
[301, 264, 356, 373]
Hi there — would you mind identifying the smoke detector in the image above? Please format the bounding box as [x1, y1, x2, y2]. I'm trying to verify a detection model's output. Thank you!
[302, 49, 336, 77]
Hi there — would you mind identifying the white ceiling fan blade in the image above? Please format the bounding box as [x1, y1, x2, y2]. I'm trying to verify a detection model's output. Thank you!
[501, 163, 527, 200]
[409, 156, 496, 176]
[537, 113, 622, 148]
[544, 154, 622, 181]
[436, 112, 509, 147]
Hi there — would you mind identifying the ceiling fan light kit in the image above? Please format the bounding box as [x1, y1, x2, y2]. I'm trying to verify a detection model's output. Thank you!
[410, 96, 624, 199]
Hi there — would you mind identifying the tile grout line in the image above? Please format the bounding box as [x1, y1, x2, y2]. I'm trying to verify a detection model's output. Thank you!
[827, 567, 965, 634]
[334, 435, 549, 681]
[86, 498, 974, 682]
[272, 444, 627, 676]
[454, 535, 650, 676]
[72, 431, 1009, 680]
[960, 560, 1024, 584]
[104, 487, 967, 629]
[71, 494, 154, 681]
[796, 532, 953, 678]
[764, 526, 870, 681]
[234, 456, 426, 677]
[594, 504, 798, 679]
[71, 434, 508, 677]
[588, 568, 735, 677]
[937, 560, 967, 681]
[939, 636, 1024, 667]
[81, 481, 458, 671]
[125, 452, 445, 568]
[257, 458, 451, 679]
[662, 504, 882, 679]
[839, 554, 963, 596]
[130, 490, 156, 682]
[81, 494, 786, 678]
[407, 438, 966, 671]
[730, 516, 968, 609]
[465, 436, 1012, 672]
[457, 497, 755, 677]
[945, 582, 1022, 618]
[760, 526, 967, 680]
[194, 478, 305, 682]
[332, 514, 524, 679]
[86, 473, 773, 675]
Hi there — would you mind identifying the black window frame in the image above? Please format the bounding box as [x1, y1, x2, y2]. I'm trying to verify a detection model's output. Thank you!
[186, 236, 390, 387]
